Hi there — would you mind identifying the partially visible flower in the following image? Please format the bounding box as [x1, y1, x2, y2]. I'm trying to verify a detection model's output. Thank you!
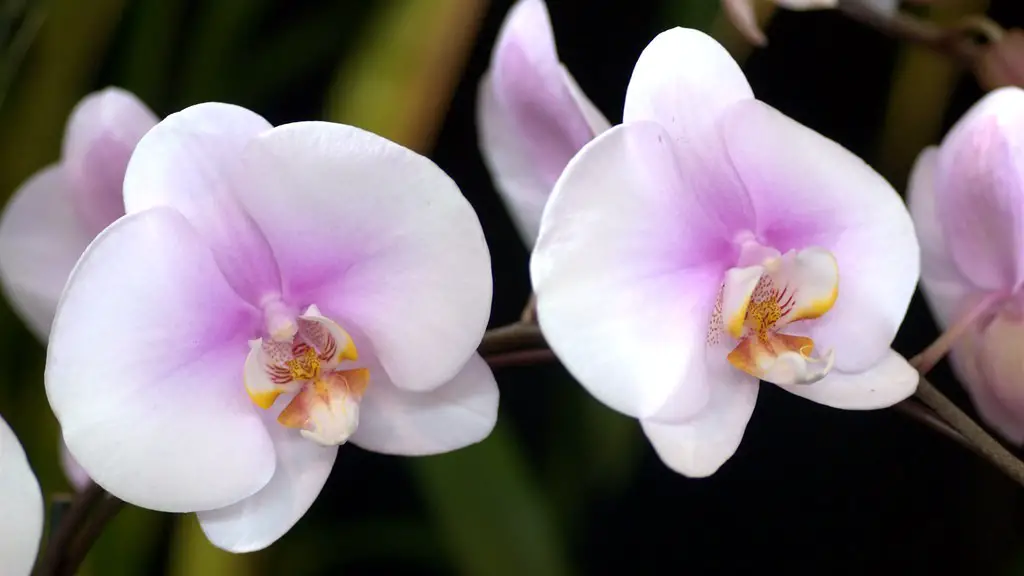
[723, 0, 932, 47]
[532, 28, 920, 477]
[0, 87, 158, 493]
[909, 87, 1024, 443]
[0, 414, 43, 576]
[477, 0, 609, 246]
[46, 103, 497, 552]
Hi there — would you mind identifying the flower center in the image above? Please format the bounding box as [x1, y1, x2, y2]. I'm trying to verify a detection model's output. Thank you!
[244, 304, 365, 446]
[709, 247, 839, 386]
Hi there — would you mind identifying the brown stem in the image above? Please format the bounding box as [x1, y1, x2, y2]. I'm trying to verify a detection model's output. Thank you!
[914, 377, 1024, 487]
[484, 348, 557, 368]
[57, 493, 124, 576]
[519, 293, 537, 324]
[478, 323, 545, 355]
[895, 397, 973, 452]
[838, 2, 992, 65]
[34, 482, 107, 576]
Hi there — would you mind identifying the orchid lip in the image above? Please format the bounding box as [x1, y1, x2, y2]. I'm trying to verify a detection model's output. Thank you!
[710, 246, 840, 386]
[243, 303, 364, 445]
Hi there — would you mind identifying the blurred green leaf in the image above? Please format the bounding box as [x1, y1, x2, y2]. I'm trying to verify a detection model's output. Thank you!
[82, 506, 168, 576]
[111, 0, 186, 111]
[166, 515, 267, 576]
[413, 423, 574, 576]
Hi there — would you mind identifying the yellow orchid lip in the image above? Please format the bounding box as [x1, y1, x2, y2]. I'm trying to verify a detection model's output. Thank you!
[713, 247, 839, 386]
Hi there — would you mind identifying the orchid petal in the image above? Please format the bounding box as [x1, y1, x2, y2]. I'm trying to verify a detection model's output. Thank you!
[532, 121, 730, 419]
[721, 0, 767, 46]
[0, 416, 43, 576]
[237, 122, 491, 392]
[60, 438, 90, 492]
[62, 87, 157, 235]
[198, 404, 337, 553]
[908, 146, 974, 329]
[953, 323, 1024, 443]
[935, 87, 1024, 292]
[777, 349, 918, 409]
[776, 0, 838, 8]
[478, 0, 608, 244]
[720, 99, 919, 372]
[0, 166, 91, 340]
[973, 313, 1024, 436]
[623, 28, 755, 234]
[641, 364, 759, 478]
[351, 354, 498, 455]
[122, 102, 281, 305]
[46, 207, 274, 512]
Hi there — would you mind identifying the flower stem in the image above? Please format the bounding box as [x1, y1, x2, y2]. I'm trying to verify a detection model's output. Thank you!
[485, 348, 557, 369]
[913, 377, 1024, 487]
[35, 482, 108, 576]
[478, 323, 545, 356]
[57, 493, 124, 576]
[837, 1, 1000, 65]
[910, 292, 1002, 375]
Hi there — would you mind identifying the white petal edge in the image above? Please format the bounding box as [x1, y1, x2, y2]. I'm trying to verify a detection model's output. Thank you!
[641, 373, 759, 478]
[777, 349, 918, 410]
[351, 354, 499, 456]
[0, 415, 43, 576]
[198, 405, 338, 553]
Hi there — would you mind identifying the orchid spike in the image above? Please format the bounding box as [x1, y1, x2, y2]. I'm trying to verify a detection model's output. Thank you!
[45, 103, 498, 552]
[531, 28, 920, 477]
[478, 0, 610, 246]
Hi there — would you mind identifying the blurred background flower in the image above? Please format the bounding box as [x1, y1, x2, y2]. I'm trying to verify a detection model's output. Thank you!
[4, 0, 1024, 574]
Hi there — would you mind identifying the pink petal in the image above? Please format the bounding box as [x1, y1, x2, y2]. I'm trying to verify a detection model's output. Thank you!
[0, 415, 43, 576]
[198, 404, 337, 553]
[532, 122, 731, 419]
[351, 353, 498, 455]
[935, 87, 1024, 292]
[969, 312, 1024, 442]
[623, 28, 755, 235]
[46, 207, 275, 513]
[640, 363, 759, 478]
[776, 349, 918, 409]
[477, 0, 609, 245]
[720, 99, 919, 373]
[908, 147, 975, 329]
[721, 0, 767, 46]
[236, 122, 491, 393]
[951, 326, 1024, 443]
[122, 102, 282, 306]
[62, 87, 157, 236]
[0, 166, 92, 340]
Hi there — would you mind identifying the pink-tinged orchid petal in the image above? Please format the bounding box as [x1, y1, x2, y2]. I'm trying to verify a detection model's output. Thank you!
[777, 350, 917, 410]
[351, 354, 498, 455]
[198, 404, 337, 553]
[477, 0, 609, 245]
[720, 99, 919, 373]
[908, 147, 975, 329]
[46, 207, 275, 513]
[0, 166, 92, 340]
[623, 28, 755, 235]
[970, 313, 1024, 439]
[0, 416, 43, 576]
[60, 438, 90, 492]
[776, 0, 838, 7]
[640, 360, 759, 478]
[122, 103, 282, 306]
[934, 88, 1024, 292]
[952, 325, 1024, 443]
[235, 122, 491, 393]
[532, 121, 732, 419]
[62, 87, 158, 236]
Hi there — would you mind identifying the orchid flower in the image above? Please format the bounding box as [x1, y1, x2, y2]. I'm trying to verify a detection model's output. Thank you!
[45, 103, 498, 552]
[909, 87, 1024, 443]
[0, 414, 43, 576]
[723, 0, 933, 46]
[531, 28, 920, 477]
[478, 0, 609, 246]
[0, 87, 158, 492]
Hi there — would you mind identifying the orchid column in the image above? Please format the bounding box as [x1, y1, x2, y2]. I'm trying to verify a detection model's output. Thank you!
[45, 103, 499, 552]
